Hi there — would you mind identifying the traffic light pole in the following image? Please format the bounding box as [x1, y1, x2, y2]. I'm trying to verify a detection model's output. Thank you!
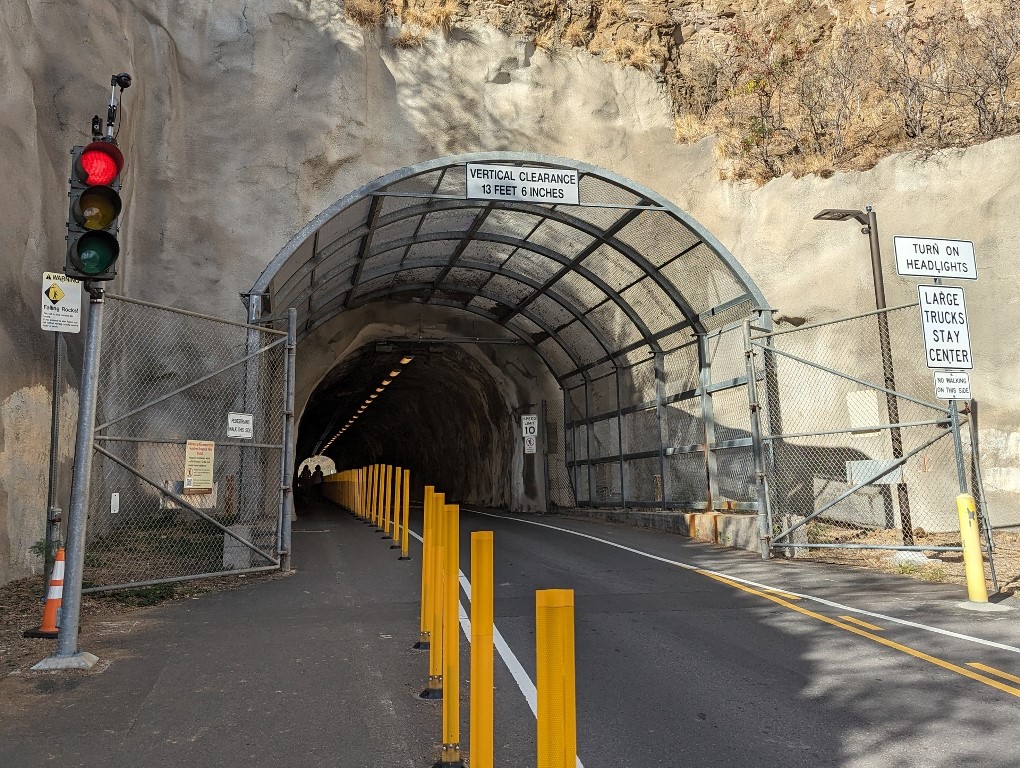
[33, 285, 105, 671]
[42, 331, 64, 599]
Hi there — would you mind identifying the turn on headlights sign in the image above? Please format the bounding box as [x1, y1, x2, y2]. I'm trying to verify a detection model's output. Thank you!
[466, 163, 579, 205]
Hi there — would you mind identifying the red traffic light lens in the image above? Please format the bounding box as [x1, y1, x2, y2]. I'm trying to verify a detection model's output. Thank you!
[77, 141, 124, 186]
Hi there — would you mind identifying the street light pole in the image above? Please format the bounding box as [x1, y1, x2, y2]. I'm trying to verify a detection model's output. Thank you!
[814, 206, 915, 546]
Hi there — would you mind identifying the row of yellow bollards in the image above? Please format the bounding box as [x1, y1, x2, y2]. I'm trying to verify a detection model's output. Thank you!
[325, 466, 579, 768]
[327, 464, 412, 559]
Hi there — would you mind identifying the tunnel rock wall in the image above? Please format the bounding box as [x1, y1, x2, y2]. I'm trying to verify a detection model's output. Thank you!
[3, 0, 1020, 582]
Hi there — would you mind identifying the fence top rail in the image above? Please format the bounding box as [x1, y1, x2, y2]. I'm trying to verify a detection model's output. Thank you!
[751, 302, 919, 340]
[108, 293, 288, 337]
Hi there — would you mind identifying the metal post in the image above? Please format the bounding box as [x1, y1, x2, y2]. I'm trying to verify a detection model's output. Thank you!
[613, 370, 626, 509]
[34, 286, 105, 670]
[584, 380, 594, 507]
[42, 331, 64, 597]
[653, 353, 669, 509]
[967, 400, 999, 592]
[542, 399, 552, 512]
[867, 207, 914, 545]
[698, 335, 720, 511]
[279, 308, 297, 570]
[743, 320, 771, 560]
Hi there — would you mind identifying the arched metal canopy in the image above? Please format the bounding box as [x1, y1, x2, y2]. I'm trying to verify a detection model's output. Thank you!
[249, 152, 769, 383]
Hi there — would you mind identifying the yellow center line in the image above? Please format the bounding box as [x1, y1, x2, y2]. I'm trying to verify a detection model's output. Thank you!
[968, 663, 1020, 685]
[699, 571, 1020, 699]
[761, 587, 801, 600]
[839, 615, 884, 631]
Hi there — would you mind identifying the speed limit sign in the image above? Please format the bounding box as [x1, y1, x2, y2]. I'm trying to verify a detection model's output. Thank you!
[521, 414, 538, 437]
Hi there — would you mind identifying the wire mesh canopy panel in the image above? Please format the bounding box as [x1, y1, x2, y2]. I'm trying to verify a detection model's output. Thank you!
[249, 153, 769, 383]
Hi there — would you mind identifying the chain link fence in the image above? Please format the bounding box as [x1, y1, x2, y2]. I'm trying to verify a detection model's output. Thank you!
[83, 295, 289, 592]
[750, 304, 994, 575]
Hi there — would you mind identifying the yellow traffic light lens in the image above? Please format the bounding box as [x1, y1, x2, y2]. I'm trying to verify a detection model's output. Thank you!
[74, 186, 122, 230]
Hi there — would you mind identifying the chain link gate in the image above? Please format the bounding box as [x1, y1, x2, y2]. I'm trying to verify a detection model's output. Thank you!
[745, 304, 996, 582]
[82, 295, 295, 593]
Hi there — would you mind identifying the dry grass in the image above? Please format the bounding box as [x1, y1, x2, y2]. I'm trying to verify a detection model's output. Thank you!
[346, 0, 384, 26]
[422, 0, 458, 32]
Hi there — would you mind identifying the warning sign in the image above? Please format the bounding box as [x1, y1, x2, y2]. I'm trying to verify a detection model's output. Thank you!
[918, 285, 972, 370]
[183, 440, 215, 495]
[524, 435, 537, 454]
[466, 163, 579, 205]
[40, 272, 82, 333]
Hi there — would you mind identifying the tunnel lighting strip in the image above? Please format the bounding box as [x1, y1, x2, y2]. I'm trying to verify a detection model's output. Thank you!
[321, 356, 415, 449]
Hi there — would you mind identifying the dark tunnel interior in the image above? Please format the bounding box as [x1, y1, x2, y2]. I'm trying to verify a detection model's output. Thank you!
[296, 341, 525, 507]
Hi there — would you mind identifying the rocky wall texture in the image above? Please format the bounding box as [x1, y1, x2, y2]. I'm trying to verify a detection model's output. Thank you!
[1, 0, 1017, 583]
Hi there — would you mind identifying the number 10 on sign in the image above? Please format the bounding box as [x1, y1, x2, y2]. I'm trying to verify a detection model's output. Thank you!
[521, 414, 538, 437]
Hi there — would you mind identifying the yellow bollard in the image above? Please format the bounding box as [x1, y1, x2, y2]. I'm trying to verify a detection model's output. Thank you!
[957, 494, 989, 603]
[422, 491, 445, 699]
[470, 531, 495, 768]
[400, 469, 411, 560]
[391, 467, 402, 547]
[440, 503, 461, 766]
[375, 464, 385, 529]
[536, 589, 577, 768]
[384, 464, 394, 535]
[417, 485, 434, 648]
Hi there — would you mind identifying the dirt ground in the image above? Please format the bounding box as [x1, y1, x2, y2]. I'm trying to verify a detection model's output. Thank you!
[795, 528, 1020, 595]
[1, 571, 287, 677]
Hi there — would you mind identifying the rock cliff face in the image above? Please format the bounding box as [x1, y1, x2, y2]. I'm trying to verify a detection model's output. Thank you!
[1, 0, 1017, 583]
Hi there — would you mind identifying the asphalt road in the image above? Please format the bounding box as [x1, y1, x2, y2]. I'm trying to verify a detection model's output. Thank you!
[448, 505, 1020, 768]
[2, 499, 1017, 768]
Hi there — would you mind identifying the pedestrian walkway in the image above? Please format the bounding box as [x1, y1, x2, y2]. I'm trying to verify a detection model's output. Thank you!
[0, 499, 436, 768]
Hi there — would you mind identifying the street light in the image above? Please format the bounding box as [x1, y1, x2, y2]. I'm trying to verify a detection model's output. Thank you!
[814, 205, 915, 546]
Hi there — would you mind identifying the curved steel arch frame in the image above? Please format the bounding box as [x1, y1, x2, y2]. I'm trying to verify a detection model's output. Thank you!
[250, 152, 772, 518]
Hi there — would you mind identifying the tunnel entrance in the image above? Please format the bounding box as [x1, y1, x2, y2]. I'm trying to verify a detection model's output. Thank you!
[247, 153, 771, 514]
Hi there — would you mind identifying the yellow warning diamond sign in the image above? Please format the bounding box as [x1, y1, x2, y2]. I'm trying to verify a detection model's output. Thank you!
[40, 272, 81, 333]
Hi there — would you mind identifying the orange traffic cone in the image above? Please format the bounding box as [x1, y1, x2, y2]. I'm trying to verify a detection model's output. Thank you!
[24, 548, 65, 639]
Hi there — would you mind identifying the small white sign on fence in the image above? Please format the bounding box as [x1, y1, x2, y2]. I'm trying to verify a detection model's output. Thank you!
[934, 371, 971, 401]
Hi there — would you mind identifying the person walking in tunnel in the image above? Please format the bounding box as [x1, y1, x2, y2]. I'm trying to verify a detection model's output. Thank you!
[297, 464, 312, 502]
[311, 464, 324, 496]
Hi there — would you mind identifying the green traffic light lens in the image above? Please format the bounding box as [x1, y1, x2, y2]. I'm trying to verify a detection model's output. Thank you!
[73, 232, 119, 275]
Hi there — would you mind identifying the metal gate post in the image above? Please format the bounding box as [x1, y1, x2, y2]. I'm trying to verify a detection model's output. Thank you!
[742, 320, 771, 560]
[697, 335, 720, 510]
[585, 379, 595, 507]
[615, 367, 626, 509]
[653, 352, 669, 508]
[279, 308, 297, 570]
[240, 296, 263, 530]
[35, 286, 106, 670]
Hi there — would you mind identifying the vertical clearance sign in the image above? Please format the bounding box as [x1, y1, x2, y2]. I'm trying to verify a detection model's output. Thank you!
[466, 163, 579, 205]
[918, 285, 972, 370]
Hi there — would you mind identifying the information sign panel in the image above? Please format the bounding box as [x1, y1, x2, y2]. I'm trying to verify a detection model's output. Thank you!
[934, 371, 971, 401]
[918, 285, 972, 370]
[524, 435, 537, 454]
[184, 439, 215, 494]
[227, 412, 254, 439]
[466, 163, 579, 205]
[894, 237, 977, 280]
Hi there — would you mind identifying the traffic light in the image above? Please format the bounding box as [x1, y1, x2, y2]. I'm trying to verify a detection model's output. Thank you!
[65, 139, 124, 281]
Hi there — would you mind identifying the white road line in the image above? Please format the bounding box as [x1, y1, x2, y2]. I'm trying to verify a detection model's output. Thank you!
[408, 528, 584, 768]
[463, 508, 1020, 656]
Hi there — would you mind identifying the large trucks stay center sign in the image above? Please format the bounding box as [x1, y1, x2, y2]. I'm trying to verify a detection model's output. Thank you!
[918, 285, 973, 370]
[466, 163, 580, 205]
